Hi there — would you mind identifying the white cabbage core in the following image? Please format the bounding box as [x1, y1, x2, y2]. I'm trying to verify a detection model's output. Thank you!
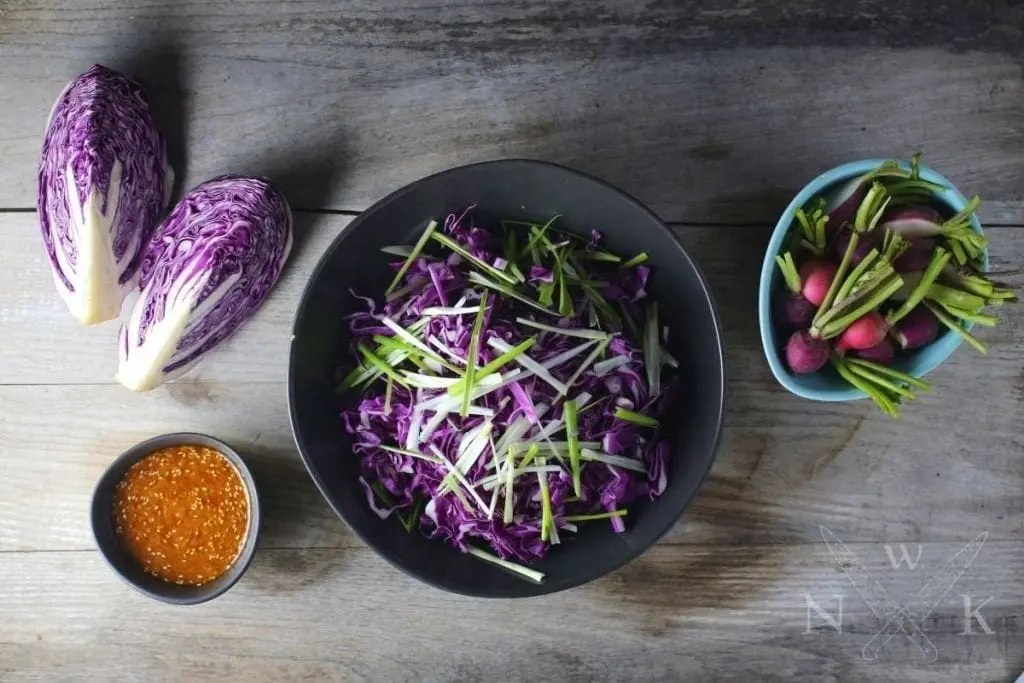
[58, 161, 128, 325]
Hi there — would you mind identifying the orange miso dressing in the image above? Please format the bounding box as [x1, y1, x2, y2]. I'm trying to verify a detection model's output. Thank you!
[113, 445, 249, 586]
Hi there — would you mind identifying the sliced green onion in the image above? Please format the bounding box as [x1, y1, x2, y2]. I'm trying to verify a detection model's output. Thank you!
[613, 407, 660, 428]
[585, 250, 623, 263]
[430, 231, 517, 285]
[560, 337, 611, 395]
[422, 305, 482, 316]
[357, 344, 409, 387]
[515, 317, 610, 340]
[538, 456, 553, 542]
[622, 252, 649, 268]
[386, 220, 438, 296]
[380, 317, 457, 371]
[467, 546, 544, 583]
[460, 292, 490, 416]
[449, 337, 536, 396]
[643, 302, 661, 395]
[564, 398, 582, 496]
[467, 271, 553, 314]
[399, 497, 424, 533]
[563, 510, 628, 523]
[383, 376, 394, 415]
[579, 448, 647, 473]
[502, 445, 518, 524]
[488, 337, 569, 395]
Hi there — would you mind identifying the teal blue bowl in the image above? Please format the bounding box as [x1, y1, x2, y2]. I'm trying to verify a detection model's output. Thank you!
[758, 159, 987, 402]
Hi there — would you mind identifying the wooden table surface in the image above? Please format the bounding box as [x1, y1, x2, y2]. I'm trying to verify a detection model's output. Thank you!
[2, 2, 1023, 681]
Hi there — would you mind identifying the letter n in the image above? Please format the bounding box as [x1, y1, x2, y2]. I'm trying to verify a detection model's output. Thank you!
[804, 594, 843, 634]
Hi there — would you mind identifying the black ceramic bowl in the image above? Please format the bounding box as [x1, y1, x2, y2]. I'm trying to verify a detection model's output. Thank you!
[90, 432, 262, 605]
[288, 159, 725, 597]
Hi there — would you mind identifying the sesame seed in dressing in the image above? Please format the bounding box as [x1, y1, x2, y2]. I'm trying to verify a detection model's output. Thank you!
[112, 445, 249, 587]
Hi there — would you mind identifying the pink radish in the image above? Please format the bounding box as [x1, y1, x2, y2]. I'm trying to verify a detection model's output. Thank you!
[785, 330, 829, 374]
[799, 259, 838, 307]
[891, 306, 939, 350]
[854, 337, 895, 365]
[834, 311, 887, 355]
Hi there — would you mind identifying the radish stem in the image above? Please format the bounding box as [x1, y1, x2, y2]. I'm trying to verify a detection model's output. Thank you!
[813, 231, 858, 328]
[833, 358, 899, 417]
[834, 249, 879, 303]
[887, 247, 951, 325]
[938, 303, 999, 327]
[775, 252, 802, 294]
[923, 300, 987, 354]
[846, 357, 930, 390]
[818, 276, 904, 339]
[845, 363, 916, 400]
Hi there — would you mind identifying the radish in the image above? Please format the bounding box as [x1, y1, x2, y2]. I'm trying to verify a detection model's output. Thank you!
[890, 306, 939, 350]
[775, 290, 816, 330]
[785, 330, 829, 374]
[854, 337, 895, 365]
[774, 252, 817, 329]
[832, 228, 878, 266]
[833, 311, 887, 355]
[880, 206, 944, 237]
[825, 177, 867, 228]
[894, 237, 936, 272]
[799, 259, 837, 307]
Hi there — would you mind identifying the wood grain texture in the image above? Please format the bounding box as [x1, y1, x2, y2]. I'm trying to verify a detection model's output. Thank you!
[2, 544, 1023, 682]
[3, 213, 1022, 385]
[1, 0, 1023, 222]
[2, 214, 1022, 558]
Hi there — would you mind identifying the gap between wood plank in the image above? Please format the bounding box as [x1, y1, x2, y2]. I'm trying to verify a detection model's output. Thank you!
[4, 206, 1023, 228]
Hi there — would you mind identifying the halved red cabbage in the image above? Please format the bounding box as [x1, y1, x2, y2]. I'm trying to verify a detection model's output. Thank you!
[116, 176, 292, 391]
[38, 65, 172, 325]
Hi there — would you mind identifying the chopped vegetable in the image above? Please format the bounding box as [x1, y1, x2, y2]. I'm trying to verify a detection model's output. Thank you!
[339, 209, 675, 578]
[39, 65, 173, 325]
[116, 176, 292, 391]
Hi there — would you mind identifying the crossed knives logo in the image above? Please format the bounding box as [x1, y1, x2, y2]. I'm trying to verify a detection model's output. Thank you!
[819, 526, 989, 661]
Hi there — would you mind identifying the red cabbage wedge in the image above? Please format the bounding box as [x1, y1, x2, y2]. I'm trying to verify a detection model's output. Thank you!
[116, 176, 292, 391]
[38, 65, 173, 325]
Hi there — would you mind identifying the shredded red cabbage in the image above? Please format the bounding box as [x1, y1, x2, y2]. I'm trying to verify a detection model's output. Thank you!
[339, 209, 676, 579]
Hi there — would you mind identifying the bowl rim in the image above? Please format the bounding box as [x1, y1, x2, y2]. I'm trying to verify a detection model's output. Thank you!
[287, 157, 728, 597]
[758, 158, 987, 402]
[89, 431, 262, 605]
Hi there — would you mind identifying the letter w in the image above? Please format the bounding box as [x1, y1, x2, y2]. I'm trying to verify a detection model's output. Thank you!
[885, 544, 922, 570]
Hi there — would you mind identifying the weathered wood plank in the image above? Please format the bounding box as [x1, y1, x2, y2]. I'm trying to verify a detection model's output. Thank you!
[2, 213, 1021, 385]
[0, 211, 344, 385]
[1, 1, 1022, 222]
[1, 544, 1021, 681]
[2, 339, 1023, 554]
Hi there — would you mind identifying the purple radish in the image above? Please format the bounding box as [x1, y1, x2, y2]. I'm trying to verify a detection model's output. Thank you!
[774, 251, 818, 330]
[891, 306, 939, 350]
[785, 330, 829, 374]
[832, 228, 878, 266]
[854, 337, 895, 365]
[834, 311, 887, 355]
[799, 259, 838, 307]
[775, 290, 816, 330]
[880, 206, 944, 238]
[894, 237, 936, 272]
[825, 177, 867, 229]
